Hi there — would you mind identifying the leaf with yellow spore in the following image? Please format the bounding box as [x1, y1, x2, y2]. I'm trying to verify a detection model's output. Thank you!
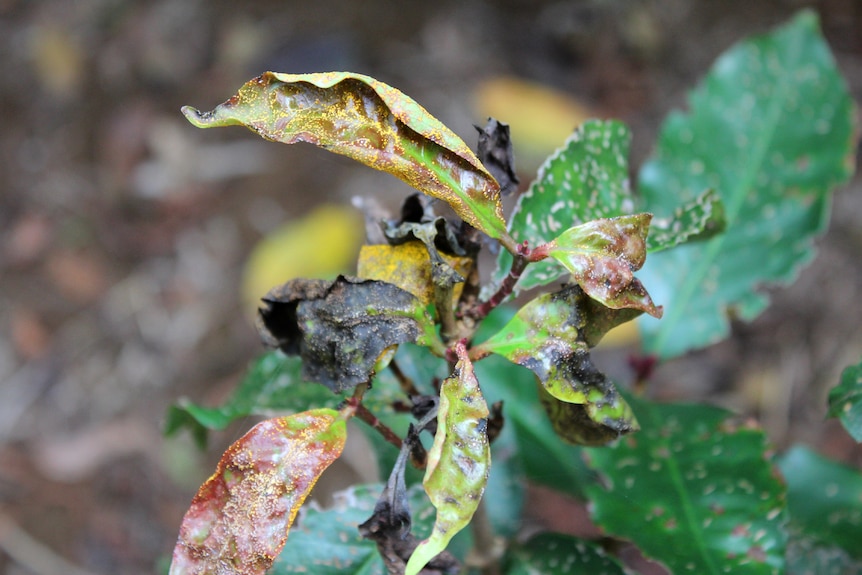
[242, 204, 364, 313]
[169, 408, 347, 575]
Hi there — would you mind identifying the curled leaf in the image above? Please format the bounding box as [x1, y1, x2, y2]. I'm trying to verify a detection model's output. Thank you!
[182, 72, 513, 248]
[473, 285, 639, 445]
[169, 409, 347, 575]
[405, 342, 490, 575]
[257, 276, 444, 392]
[540, 213, 662, 318]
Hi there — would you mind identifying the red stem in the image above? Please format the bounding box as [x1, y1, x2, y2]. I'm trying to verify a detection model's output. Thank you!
[354, 403, 403, 450]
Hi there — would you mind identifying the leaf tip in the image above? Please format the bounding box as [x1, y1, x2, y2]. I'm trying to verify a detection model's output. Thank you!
[181, 105, 215, 128]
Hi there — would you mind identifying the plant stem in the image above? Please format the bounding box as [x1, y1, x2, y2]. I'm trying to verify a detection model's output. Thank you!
[466, 242, 530, 322]
[354, 403, 403, 450]
[388, 359, 421, 397]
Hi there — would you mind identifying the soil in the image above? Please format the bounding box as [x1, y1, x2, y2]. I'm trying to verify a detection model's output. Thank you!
[1, 1, 860, 574]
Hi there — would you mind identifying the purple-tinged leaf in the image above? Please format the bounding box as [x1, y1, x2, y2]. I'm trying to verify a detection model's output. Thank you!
[169, 409, 347, 575]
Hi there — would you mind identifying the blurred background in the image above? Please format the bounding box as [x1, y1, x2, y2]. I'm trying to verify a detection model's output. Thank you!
[0, 1, 860, 574]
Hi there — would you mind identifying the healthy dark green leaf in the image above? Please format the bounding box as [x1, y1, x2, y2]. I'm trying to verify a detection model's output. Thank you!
[777, 446, 862, 560]
[170, 409, 347, 575]
[584, 396, 787, 574]
[473, 286, 640, 445]
[503, 532, 627, 575]
[165, 352, 342, 448]
[636, 11, 857, 358]
[257, 276, 444, 392]
[405, 343, 491, 575]
[827, 357, 862, 442]
[182, 72, 515, 250]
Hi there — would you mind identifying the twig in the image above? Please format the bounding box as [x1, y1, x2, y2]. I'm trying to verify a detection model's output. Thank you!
[388, 359, 421, 397]
[354, 403, 403, 451]
[465, 242, 530, 322]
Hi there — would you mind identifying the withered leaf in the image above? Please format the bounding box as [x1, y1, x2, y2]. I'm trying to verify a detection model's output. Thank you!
[475, 118, 519, 196]
[258, 276, 443, 392]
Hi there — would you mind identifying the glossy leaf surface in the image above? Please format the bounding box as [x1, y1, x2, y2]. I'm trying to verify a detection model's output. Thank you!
[637, 11, 857, 358]
[257, 276, 443, 392]
[405, 344, 490, 575]
[543, 214, 662, 317]
[474, 286, 640, 445]
[827, 357, 862, 442]
[183, 71, 512, 246]
[170, 409, 347, 575]
[503, 532, 627, 575]
[165, 352, 343, 448]
[777, 446, 862, 559]
[584, 396, 787, 574]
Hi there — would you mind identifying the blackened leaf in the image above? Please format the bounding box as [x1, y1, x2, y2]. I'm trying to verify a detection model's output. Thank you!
[258, 276, 444, 392]
[473, 286, 639, 445]
[475, 118, 519, 195]
[182, 72, 515, 250]
[405, 343, 490, 575]
[827, 357, 862, 442]
[169, 409, 346, 575]
[541, 214, 662, 318]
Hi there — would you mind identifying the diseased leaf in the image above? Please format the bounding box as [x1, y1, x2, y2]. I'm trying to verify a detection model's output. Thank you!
[405, 343, 490, 575]
[777, 446, 862, 560]
[257, 276, 444, 392]
[473, 285, 639, 446]
[165, 352, 343, 449]
[584, 396, 787, 574]
[503, 532, 627, 575]
[540, 214, 662, 318]
[475, 118, 519, 195]
[646, 188, 726, 252]
[827, 357, 862, 442]
[182, 71, 514, 249]
[636, 11, 857, 358]
[786, 534, 862, 575]
[170, 409, 347, 575]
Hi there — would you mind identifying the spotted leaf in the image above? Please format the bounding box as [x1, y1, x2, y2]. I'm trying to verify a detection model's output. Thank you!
[636, 11, 858, 358]
[827, 357, 862, 443]
[473, 285, 640, 445]
[583, 396, 787, 574]
[503, 532, 627, 575]
[405, 342, 490, 575]
[169, 409, 347, 575]
[182, 72, 514, 249]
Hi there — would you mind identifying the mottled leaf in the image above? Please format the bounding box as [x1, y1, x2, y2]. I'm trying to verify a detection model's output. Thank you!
[540, 214, 662, 317]
[473, 285, 639, 446]
[777, 446, 862, 560]
[827, 358, 862, 442]
[636, 11, 857, 358]
[405, 343, 490, 575]
[170, 409, 347, 575]
[165, 352, 343, 448]
[182, 72, 514, 248]
[646, 188, 726, 252]
[584, 396, 787, 574]
[503, 532, 627, 575]
[257, 276, 444, 392]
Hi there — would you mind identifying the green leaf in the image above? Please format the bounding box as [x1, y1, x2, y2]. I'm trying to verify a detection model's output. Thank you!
[502, 532, 627, 575]
[646, 188, 726, 252]
[165, 352, 343, 448]
[583, 396, 787, 574]
[785, 534, 862, 575]
[636, 11, 857, 358]
[257, 276, 444, 392]
[827, 358, 862, 442]
[169, 409, 347, 575]
[541, 214, 662, 317]
[405, 343, 491, 575]
[268, 483, 438, 575]
[777, 446, 862, 560]
[182, 71, 513, 248]
[474, 285, 640, 445]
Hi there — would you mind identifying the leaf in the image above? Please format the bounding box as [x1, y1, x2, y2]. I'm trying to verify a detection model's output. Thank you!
[257, 275, 444, 392]
[777, 446, 862, 560]
[164, 352, 344, 448]
[646, 188, 726, 252]
[405, 343, 490, 575]
[502, 532, 627, 575]
[474, 118, 519, 195]
[583, 396, 787, 574]
[169, 409, 347, 575]
[473, 285, 640, 445]
[541, 214, 662, 317]
[827, 357, 862, 442]
[182, 71, 513, 248]
[269, 483, 440, 575]
[636, 11, 857, 358]
[785, 534, 862, 575]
